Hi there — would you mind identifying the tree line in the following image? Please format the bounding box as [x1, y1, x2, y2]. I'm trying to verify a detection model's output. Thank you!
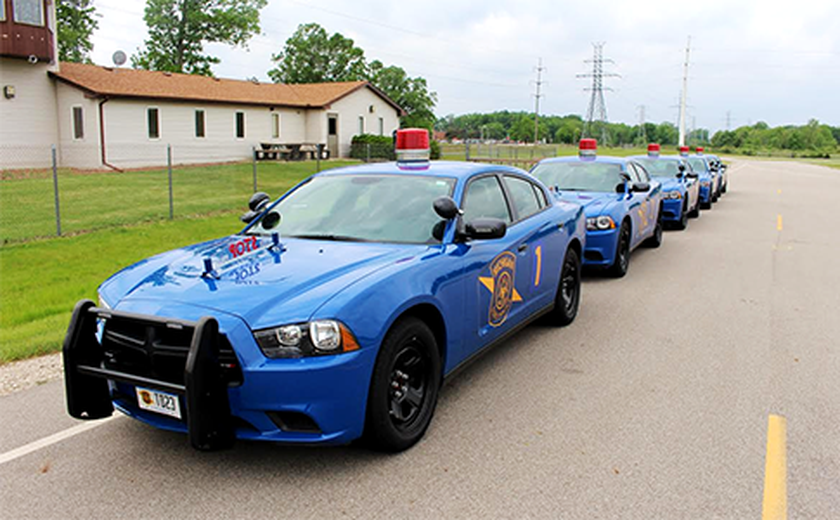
[711, 120, 839, 157]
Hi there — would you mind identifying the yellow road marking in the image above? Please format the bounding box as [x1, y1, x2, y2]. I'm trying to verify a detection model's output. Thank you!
[777, 215, 783, 231]
[762, 414, 787, 520]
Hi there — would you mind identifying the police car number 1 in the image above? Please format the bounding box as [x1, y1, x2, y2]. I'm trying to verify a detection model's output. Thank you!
[136, 387, 182, 419]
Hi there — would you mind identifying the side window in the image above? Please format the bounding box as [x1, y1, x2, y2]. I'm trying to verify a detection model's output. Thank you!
[533, 183, 548, 208]
[626, 164, 641, 183]
[504, 175, 542, 220]
[462, 176, 511, 223]
[147, 108, 160, 139]
[633, 162, 650, 182]
[235, 112, 246, 139]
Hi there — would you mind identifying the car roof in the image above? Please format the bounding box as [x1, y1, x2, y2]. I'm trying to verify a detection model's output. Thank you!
[314, 160, 527, 181]
[535, 155, 628, 166]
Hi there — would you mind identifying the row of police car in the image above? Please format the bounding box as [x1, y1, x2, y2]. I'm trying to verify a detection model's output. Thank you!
[62, 129, 729, 454]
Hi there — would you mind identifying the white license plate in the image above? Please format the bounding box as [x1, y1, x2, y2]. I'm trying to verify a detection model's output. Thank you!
[136, 387, 182, 419]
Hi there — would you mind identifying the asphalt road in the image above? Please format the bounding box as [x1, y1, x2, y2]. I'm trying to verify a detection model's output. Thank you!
[2, 160, 838, 519]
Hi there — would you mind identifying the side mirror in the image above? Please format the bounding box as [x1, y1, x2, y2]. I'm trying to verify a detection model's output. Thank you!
[465, 218, 507, 240]
[632, 182, 650, 192]
[433, 196, 462, 220]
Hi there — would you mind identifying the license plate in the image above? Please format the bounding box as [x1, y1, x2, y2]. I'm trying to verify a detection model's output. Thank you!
[136, 387, 182, 419]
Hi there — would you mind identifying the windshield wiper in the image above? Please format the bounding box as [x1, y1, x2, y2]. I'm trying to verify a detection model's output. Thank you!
[289, 234, 369, 242]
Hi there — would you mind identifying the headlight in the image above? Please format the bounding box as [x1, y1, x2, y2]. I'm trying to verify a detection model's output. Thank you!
[700, 181, 711, 187]
[254, 320, 359, 358]
[586, 215, 616, 231]
[664, 191, 682, 200]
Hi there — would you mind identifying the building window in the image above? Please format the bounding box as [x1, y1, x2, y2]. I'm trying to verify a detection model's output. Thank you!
[271, 113, 280, 139]
[147, 107, 160, 139]
[0, 1, 6, 21]
[72, 106, 84, 140]
[195, 109, 206, 138]
[235, 112, 245, 139]
[358, 116, 365, 135]
[13, 0, 45, 26]
[378, 117, 384, 136]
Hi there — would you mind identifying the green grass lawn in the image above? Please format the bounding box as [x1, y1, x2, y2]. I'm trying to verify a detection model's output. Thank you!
[0, 159, 357, 243]
[0, 213, 246, 363]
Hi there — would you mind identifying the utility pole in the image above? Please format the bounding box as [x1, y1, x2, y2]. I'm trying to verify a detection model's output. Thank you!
[578, 42, 619, 144]
[637, 104, 647, 143]
[726, 111, 732, 131]
[532, 58, 546, 144]
[678, 36, 691, 147]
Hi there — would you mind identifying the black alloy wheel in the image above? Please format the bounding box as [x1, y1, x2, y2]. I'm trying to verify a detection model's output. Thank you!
[607, 221, 631, 278]
[548, 247, 581, 326]
[364, 317, 441, 452]
[675, 200, 689, 230]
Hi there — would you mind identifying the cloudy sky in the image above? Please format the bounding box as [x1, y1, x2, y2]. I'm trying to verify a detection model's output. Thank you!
[89, 0, 840, 133]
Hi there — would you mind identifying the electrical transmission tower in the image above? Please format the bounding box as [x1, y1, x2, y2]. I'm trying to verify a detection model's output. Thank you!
[578, 42, 619, 144]
[532, 58, 546, 144]
[637, 105, 647, 143]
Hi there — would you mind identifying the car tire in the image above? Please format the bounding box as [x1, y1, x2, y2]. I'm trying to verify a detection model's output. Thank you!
[607, 220, 631, 278]
[689, 198, 700, 218]
[675, 200, 688, 230]
[547, 246, 581, 326]
[721, 182, 728, 194]
[643, 210, 663, 248]
[701, 199, 712, 210]
[363, 317, 441, 453]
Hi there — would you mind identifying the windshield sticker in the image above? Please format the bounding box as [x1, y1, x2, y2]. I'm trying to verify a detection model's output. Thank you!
[479, 251, 523, 328]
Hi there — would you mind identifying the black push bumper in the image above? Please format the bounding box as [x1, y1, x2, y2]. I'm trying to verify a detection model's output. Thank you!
[62, 299, 235, 451]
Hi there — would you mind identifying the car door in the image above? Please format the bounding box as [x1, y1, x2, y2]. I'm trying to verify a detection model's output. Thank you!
[457, 174, 534, 361]
[625, 163, 649, 247]
[500, 174, 564, 314]
[634, 162, 660, 236]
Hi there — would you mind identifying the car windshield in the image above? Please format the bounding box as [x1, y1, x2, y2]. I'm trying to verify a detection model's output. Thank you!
[531, 162, 623, 192]
[635, 158, 682, 177]
[247, 174, 457, 244]
[688, 158, 708, 172]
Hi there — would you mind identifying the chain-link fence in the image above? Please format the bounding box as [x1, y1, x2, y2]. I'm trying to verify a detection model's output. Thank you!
[0, 144, 355, 244]
[440, 142, 562, 169]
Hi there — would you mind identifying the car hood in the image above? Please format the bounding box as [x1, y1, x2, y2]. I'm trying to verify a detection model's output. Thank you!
[553, 191, 621, 217]
[100, 235, 420, 329]
[656, 177, 682, 191]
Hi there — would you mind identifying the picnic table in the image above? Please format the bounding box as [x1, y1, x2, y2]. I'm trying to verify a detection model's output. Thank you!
[255, 143, 327, 161]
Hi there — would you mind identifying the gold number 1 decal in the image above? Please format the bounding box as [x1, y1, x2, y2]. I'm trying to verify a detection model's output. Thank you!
[534, 245, 542, 287]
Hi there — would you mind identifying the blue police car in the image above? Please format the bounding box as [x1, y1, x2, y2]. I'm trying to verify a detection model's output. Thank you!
[703, 150, 728, 195]
[62, 129, 587, 453]
[630, 143, 700, 230]
[530, 139, 663, 277]
[683, 147, 716, 209]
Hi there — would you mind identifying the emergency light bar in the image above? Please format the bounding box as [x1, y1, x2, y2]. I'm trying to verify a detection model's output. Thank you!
[679, 146, 690, 157]
[579, 138, 597, 159]
[695, 147, 704, 154]
[395, 128, 430, 163]
[647, 143, 661, 157]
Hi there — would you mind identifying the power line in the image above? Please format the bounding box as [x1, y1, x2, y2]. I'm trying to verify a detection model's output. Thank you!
[532, 58, 546, 143]
[577, 42, 619, 144]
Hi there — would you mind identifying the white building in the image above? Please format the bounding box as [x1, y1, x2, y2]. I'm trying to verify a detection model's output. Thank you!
[0, 1, 402, 170]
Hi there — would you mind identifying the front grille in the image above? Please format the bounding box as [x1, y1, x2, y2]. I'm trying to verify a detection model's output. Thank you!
[101, 317, 243, 386]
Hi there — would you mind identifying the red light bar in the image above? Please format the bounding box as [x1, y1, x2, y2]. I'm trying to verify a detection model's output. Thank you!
[678, 146, 689, 156]
[647, 143, 661, 156]
[579, 138, 598, 151]
[395, 128, 430, 162]
[695, 146, 704, 154]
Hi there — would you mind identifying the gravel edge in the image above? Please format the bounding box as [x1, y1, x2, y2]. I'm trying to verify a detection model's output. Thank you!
[0, 353, 64, 397]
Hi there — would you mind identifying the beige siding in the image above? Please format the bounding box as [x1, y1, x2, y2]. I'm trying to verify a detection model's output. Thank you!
[329, 86, 400, 157]
[99, 100, 307, 168]
[0, 58, 59, 168]
[55, 81, 101, 169]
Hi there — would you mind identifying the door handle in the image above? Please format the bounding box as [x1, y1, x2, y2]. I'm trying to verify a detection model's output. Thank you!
[517, 244, 528, 253]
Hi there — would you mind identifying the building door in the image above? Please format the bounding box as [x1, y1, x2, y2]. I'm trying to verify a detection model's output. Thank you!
[327, 114, 339, 158]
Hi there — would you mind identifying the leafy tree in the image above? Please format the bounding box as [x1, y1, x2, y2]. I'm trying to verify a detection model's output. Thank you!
[268, 23, 367, 83]
[57, 0, 99, 63]
[367, 61, 436, 129]
[133, 0, 267, 76]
